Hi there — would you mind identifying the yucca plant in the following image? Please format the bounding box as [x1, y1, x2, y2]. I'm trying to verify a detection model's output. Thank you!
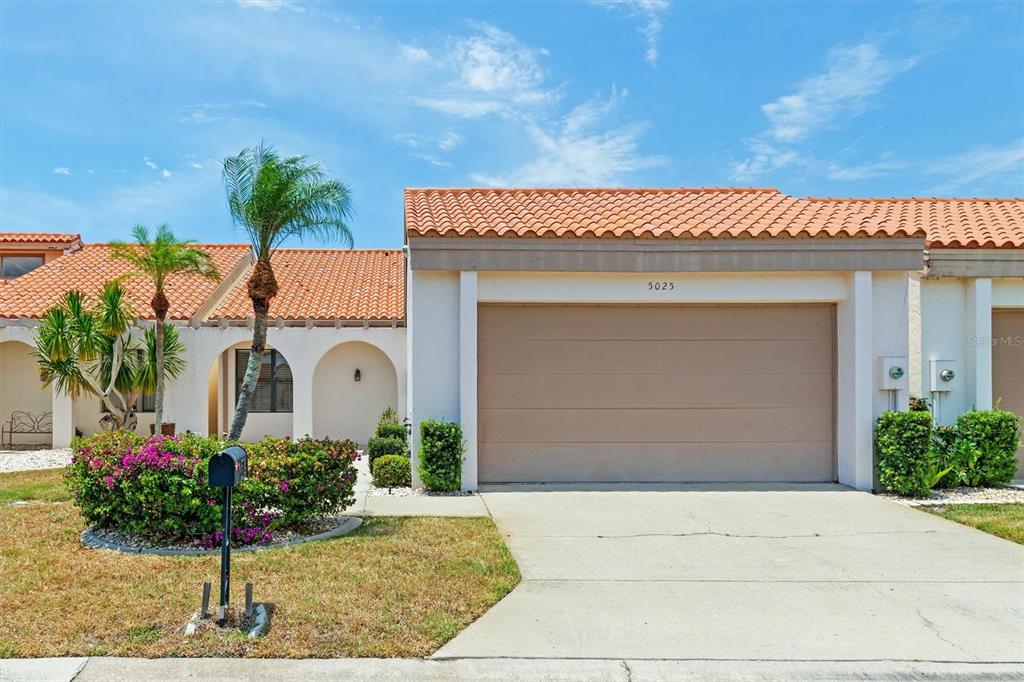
[222, 142, 353, 440]
[110, 224, 218, 429]
[33, 280, 184, 431]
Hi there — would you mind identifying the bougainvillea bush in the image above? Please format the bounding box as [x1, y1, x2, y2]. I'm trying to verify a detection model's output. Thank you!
[67, 431, 358, 546]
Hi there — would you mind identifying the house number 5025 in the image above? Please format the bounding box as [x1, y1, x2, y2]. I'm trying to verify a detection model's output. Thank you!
[648, 281, 675, 291]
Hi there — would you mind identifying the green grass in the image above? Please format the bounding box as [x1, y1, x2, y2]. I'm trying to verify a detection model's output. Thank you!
[0, 468, 70, 503]
[0, 468, 520, 658]
[923, 503, 1024, 544]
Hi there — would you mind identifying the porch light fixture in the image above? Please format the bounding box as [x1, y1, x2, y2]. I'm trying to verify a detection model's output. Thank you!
[354, 368, 361, 382]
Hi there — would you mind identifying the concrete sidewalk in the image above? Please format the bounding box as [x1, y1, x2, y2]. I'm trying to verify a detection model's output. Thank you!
[3, 656, 1022, 681]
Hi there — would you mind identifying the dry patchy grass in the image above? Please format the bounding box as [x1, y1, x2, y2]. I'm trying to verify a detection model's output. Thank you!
[923, 503, 1024, 545]
[0, 468, 70, 503]
[0, 471, 519, 658]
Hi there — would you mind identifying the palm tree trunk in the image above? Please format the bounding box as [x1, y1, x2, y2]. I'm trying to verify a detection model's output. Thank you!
[155, 319, 165, 430]
[228, 310, 268, 441]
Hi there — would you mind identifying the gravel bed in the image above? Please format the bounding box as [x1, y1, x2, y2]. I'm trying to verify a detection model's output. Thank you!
[367, 485, 474, 498]
[0, 448, 72, 472]
[81, 515, 362, 556]
[878, 486, 1024, 507]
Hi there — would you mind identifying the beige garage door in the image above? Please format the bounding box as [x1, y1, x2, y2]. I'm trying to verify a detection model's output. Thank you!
[478, 304, 835, 483]
[992, 310, 1024, 472]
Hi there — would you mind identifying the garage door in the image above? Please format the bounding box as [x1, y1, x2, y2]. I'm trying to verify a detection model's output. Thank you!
[992, 310, 1024, 473]
[478, 304, 835, 483]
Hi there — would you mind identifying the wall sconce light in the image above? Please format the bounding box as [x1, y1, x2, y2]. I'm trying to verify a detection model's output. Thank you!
[354, 368, 361, 382]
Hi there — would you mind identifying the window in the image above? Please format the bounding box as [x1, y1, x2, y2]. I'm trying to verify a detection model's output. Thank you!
[235, 349, 292, 413]
[1, 255, 45, 278]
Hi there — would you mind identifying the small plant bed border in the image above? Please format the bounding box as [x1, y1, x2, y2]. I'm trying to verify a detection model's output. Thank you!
[367, 484, 474, 498]
[877, 486, 1024, 507]
[81, 516, 362, 556]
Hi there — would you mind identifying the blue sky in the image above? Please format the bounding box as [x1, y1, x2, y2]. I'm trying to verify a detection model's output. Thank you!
[1, 1, 1022, 249]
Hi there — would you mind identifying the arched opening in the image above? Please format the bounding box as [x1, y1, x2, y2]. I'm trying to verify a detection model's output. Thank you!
[313, 341, 398, 446]
[0, 340, 51, 447]
[210, 341, 294, 442]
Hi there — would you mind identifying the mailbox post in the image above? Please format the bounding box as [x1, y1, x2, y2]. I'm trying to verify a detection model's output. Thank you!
[208, 445, 247, 625]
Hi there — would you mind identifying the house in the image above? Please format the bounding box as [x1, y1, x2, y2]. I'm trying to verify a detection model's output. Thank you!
[912, 200, 1024, 469]
[1, 188, 1021, 488]
[0, 241, 405, 448]
[405, 188, 1022, 491]
[0, 232, 82, 281]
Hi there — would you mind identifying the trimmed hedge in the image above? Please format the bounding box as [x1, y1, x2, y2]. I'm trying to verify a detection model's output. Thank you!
[67, 431, 358, 546]
[419, 419, 462, 492]
[375, 421, 408, 441]
[876, 410, 934, 497]
[366, 436, 407, 468]
[372, 454, 411, 488]
[954, 409, 1021, 486]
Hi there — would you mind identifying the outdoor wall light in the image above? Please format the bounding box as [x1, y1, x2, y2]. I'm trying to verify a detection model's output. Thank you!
[354, 368, 361, 382]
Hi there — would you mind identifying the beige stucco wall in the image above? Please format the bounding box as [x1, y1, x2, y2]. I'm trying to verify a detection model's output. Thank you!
[313, 341, 398, 446]
[0, 340, 51, 446]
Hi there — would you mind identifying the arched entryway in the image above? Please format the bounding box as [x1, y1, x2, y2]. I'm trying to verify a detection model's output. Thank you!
[313, 341, 398, 446]
[0, 340, 51, 447]
[209, 341, 295, 442]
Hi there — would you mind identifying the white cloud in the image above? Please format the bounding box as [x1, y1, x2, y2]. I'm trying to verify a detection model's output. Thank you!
[161, 169, 172, 178]
[761, 43, 916, 143]
[590, 1, 670, 64]
[177, 101, 268, 125]
[470, 89, 666, 186]
[437, 131, 462, 151]
[927, 138, 1024, 193]
[190, 162, 204, 169]
[52, 167, 71, 175]
[412, 153, 452, 168]
[731, 41, 917, 182]
[412, 97, 504, 119]
[450, 21, 549, 102]
[235, 0, 304, 12]
[826, 155, 907, 181]
[398, 44, 430, 63]
[143, 156, 158, 169]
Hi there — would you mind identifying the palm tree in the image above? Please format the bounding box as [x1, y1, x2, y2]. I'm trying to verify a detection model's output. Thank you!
[34, 280, 185, 431]
[111, 225, 219, 430]
[223, 143, 353, 440]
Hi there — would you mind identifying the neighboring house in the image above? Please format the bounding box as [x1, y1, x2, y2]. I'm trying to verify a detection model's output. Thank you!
[0, 240, 405, 448]
[404, 188, 1022, 492]
[912, 202, 1024, 469]
[0, 232, 82, 281]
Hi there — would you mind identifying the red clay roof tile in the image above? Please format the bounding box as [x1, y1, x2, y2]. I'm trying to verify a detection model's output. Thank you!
[405, 188, 1024, 248]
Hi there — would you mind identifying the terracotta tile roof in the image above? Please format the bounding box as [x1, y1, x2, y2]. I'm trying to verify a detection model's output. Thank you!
[0, 244, 250, 320]
[405, 188, 1024, 248]
[817, 197, 1024, 249]
[211, 249, 405, 321]
[0, 232, 82, 247]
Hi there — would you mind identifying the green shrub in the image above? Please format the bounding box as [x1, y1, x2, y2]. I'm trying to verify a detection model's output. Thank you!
[954, 410, 1021, 486]
[375, 421, 408, 441]
[419, 419, 463, 492]
[67, 431, 358, 545]
[372, 454, 411, 488]
[367, 436, 407, 467]
[875, 410, 934, 497]
[378, 406, 399, 425]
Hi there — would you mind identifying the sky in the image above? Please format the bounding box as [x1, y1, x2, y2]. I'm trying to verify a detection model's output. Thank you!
[1, 0, 1022, 249]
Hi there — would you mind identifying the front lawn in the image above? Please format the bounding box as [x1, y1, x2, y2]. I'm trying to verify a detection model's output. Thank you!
[923, 503, 1024, 544]
[0, 469, 519, 658]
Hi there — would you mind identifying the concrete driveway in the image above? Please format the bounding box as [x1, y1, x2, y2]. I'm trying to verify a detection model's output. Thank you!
[435, 484, 1024, 663]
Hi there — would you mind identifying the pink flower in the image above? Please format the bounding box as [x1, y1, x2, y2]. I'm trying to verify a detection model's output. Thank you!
[103, 476, 115, 490]
[278, 481, 290, 493]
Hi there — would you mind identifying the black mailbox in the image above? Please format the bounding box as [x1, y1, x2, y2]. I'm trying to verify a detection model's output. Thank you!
[209, 446, 247, 488]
